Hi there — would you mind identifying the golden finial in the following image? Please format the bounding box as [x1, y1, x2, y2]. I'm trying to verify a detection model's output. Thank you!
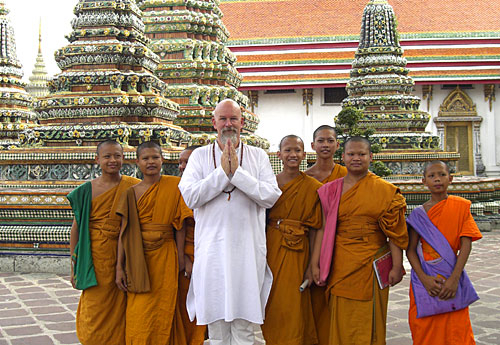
[38, 18, 42, 54]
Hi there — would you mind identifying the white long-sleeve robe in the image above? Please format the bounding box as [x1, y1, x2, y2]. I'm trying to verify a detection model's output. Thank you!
[178, 143, 281, 325]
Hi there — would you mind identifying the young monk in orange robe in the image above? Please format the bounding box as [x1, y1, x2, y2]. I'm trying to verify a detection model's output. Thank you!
[115, 141, 191, 345]
[407, 161, 482, 345]
[306, 125, 347, 184]
[68, 140, 139, 345]
[262, 135, 323, 345]
[177, 146, 206, 345]
[311, 137, 408, 345]
[305, 125, 347, 344]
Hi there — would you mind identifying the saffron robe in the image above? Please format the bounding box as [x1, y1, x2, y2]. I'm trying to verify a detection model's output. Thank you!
[116, 176, 192, 345]
[262, 172, 323, 345]
[409, 196, 482, 345]
[179, 143, 281, 325]
[74, 175, 139, 345]
[320, 172, 408, 345]
[309, 163, 347, 344]
[321, 164, 347, 184]
[178, 217, 206, 345]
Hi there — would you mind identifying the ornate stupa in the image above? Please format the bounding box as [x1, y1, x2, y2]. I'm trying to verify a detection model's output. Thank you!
[342, 0, 458, 176]
[138, 0, 267, 148]
[26, 20, 50, 99]
[0, 1, 36, 149]
[22, 0, 189, 150]
[0, 0, 192, 262]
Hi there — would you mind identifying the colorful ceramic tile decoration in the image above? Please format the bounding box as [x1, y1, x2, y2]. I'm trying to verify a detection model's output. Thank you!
[336, 0, 458, 178]
[139, 0, 268, 149]
[0, 2, 37, 150]
[0, 0, 499, 265]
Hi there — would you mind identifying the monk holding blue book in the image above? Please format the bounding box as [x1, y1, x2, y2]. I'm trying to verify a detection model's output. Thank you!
[406, 160, 482, 345]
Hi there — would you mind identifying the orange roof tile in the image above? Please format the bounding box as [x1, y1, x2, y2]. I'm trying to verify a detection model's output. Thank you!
[220, 0, 500, 42]
[237, 69, 500, 88]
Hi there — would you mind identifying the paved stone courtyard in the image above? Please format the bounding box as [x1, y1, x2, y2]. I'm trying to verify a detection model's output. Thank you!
[1, 232, 499, 345]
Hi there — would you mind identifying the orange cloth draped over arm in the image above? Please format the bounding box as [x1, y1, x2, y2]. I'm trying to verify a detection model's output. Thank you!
[262, 172, 323, 345]
[326, 172, 408, 345]
[122, 176, 192, 345]
[178, 217, 206, 345]
[76, 175, 139, 345]
[409, 195, 482, 345]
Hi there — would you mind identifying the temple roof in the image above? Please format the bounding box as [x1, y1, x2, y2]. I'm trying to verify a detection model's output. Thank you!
[219, 0, 500, 88]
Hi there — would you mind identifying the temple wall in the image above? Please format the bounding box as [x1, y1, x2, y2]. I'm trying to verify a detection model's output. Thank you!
[415, 85, 500, 177]
[251, 85, 499, 175]
[253, 89, 343, 151]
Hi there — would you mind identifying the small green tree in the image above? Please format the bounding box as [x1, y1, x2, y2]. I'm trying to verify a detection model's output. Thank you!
[335, 107, 392, 177]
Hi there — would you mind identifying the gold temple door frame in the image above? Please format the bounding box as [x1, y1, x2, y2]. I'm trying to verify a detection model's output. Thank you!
[434, 87, 485, 176]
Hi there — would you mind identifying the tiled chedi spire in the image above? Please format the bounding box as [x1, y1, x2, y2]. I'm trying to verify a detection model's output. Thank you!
[22, 0, 189, 148]
[0, 0, 36, 149]
[26, 19, 50, 99]
[138, 0, 267, 148]
[342, 0, 439, 150]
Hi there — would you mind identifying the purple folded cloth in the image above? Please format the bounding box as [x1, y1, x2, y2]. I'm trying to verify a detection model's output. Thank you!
[317, 178, 343, 283]
[406, 206, 479, 318]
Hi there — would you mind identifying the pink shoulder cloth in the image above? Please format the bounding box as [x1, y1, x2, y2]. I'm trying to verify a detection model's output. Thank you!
[317, 177, 343, 283]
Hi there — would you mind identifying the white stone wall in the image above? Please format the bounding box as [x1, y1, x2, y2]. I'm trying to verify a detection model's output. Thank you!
[253, 89, 343, 152]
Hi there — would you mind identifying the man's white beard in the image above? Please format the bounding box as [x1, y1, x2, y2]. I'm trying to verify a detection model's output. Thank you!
[220, 129, 238, 147]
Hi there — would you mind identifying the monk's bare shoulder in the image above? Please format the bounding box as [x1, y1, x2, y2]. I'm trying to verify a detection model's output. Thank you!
[422, 200, 436, 213]
[90, 176, 119, 199]
[132, 182, 149, 201]
[305, 165, 321, 180]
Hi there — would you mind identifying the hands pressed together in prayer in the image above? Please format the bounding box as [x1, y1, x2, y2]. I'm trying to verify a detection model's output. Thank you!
[221, 138, 239, 177]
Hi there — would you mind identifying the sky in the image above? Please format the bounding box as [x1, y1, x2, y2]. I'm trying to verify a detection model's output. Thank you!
[6, 0, 76, 82]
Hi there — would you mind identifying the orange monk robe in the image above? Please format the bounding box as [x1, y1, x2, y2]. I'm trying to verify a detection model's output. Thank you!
[326, 172, 408, 345]
[262, 172, 323, 345]
[309, 163, 348, 344]
[178, 217, 206, 345]
[409, 195, 482, 345]
[76, 175, 139, 345]
[118, 176, 192, 345]
[321, 164, 347, 184]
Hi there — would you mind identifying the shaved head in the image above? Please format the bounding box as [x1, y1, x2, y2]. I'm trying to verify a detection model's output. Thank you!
[313, 125, 337, 140]
[136, 141, 162, 158]
[344, 136, 371, 152]
[214, 99, 241, 117]
[279, 135, 304, 150]
[96, 140, 122, 155]
[423, 160, 450, 176]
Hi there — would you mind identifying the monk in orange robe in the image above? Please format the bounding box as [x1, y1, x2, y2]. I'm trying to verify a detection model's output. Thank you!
[262, 135, 323, 345]
[407, 161, 482, 345]
[305, 125, 346, 344]
[68, 140, 139, 345]
[311, 137, 408, 345]
[116, 141, 191, 345]
[177, 146, 206, 345]
[305, 125, 347, 184]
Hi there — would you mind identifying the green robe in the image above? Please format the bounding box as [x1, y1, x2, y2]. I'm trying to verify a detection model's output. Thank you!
[67, 181, 97, 290]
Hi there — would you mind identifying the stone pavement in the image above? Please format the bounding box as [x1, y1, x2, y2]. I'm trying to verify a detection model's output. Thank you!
[1, 232, 499, 345]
